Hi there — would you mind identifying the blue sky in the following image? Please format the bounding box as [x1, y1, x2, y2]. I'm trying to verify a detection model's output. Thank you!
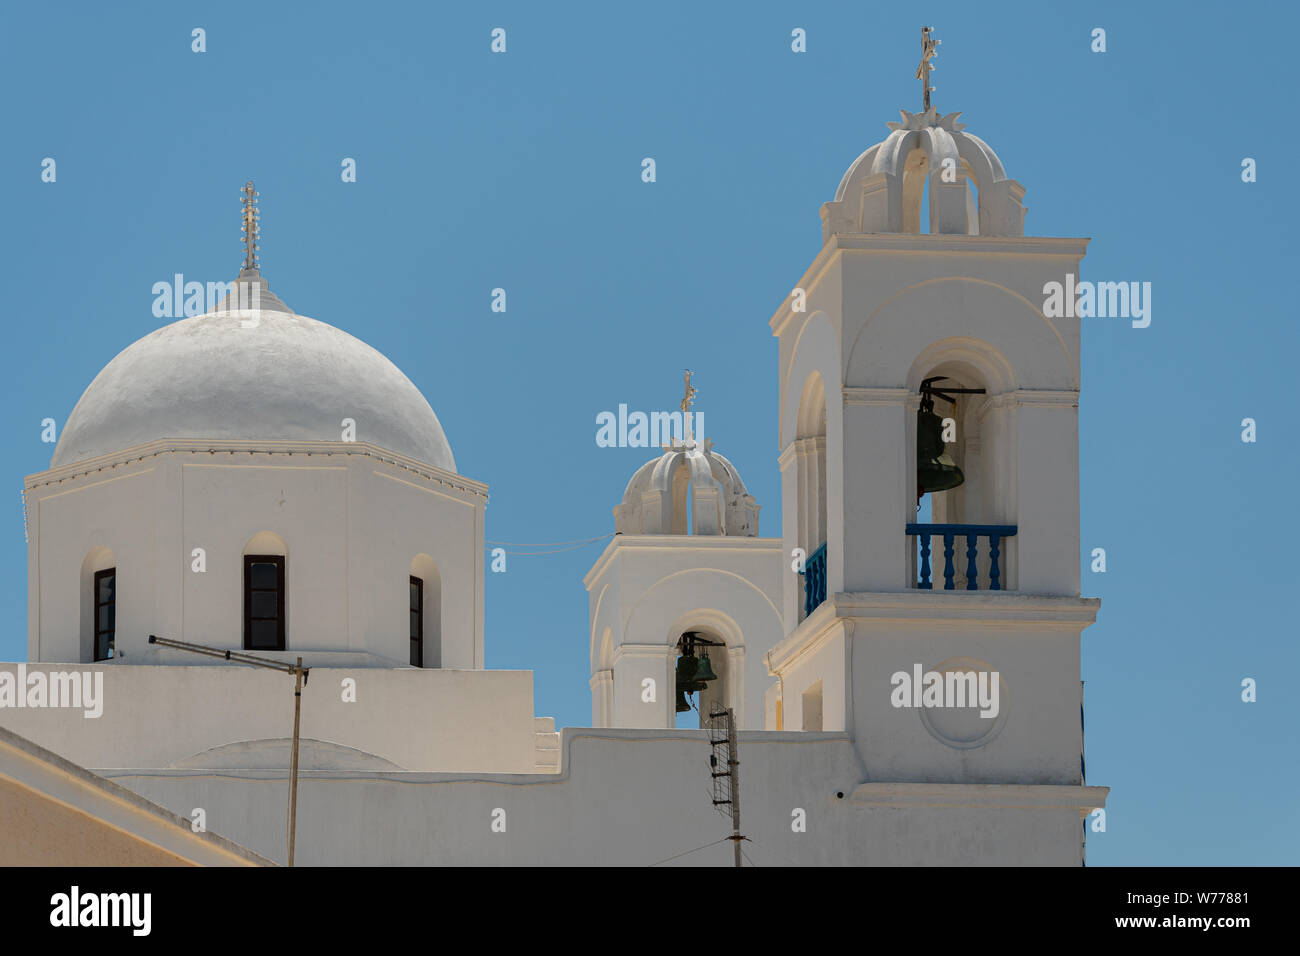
[2, 1, 1296, 866]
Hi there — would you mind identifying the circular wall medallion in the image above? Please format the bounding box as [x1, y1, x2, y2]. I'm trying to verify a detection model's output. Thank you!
[917, 656, 1010, 749]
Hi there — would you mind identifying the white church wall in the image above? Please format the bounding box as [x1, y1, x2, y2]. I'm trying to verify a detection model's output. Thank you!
[771, 623, 847, 733]
[180, 459, 350, 654]
[838, 596, 1094, 785]
[29, 464, 158, 663]
[25, 443, 486, 666]
[348, 462, 485, 669]
[0, 662, 538, 773]
[102, 729, 1103, 866]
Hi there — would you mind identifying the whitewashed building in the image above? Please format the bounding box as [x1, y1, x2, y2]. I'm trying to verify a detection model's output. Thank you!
[3, 101, 1107, 866]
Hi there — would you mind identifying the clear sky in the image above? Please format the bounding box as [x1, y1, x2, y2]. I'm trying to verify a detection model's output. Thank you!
[2, 1, 1296, 866]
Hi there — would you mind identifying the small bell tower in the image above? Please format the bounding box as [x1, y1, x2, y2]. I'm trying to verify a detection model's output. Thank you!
[764, 30, 1106, 861]
[585, 374, 784, 731]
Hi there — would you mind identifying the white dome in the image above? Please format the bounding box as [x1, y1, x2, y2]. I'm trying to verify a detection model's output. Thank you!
[821, 107, 1027, 239]
[51, 277, 455, 471]
[614, 445, 759, 536]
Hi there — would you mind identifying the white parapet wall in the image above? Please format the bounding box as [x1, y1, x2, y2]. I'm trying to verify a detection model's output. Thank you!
[102, 728, 1107, 866]
[0, 662, 540, 774]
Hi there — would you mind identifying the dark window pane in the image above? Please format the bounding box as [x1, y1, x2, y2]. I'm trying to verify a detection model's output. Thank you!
[410, 579, 421, 609]
[251, 591, 279, 619]
[410, 610, 420, 640]
[249, 562, 279, 589]
[98, 606, 113, 632]
[98, 574, 115, 603]
[410, 639, 421, 667]
[249, 620, 279, 649]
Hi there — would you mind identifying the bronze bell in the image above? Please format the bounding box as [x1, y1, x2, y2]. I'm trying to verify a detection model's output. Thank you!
[916, 398, 964, 498]
[675, 653, 700, 694]
[675, 689, 692, 713]
[693, 653, 718, 685]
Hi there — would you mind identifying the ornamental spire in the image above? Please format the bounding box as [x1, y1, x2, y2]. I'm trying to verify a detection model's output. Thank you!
[915, 26, 939, 112]
[240, 181, 260, 275]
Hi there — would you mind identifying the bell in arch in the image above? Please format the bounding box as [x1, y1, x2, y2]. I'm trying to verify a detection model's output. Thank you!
[916, 377, 984, 500]
[674, 652, 701, 694]
[674, 631, 721, 704]
[693, 653, 718, 685]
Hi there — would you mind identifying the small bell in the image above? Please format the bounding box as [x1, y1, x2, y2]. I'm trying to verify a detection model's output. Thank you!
[693, 653, 718, 685]
[675, 689, 692, 713]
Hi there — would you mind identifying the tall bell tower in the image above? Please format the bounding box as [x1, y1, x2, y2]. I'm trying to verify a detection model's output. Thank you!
[763, 31, 1107, 863]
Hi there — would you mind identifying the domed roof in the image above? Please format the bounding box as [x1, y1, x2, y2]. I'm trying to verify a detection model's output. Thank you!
[614, 443, 759, 537]
[51, 275, 455, 472]
[821, 107, 1027, 240]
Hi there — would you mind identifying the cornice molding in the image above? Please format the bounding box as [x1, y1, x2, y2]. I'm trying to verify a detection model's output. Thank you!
[849, 782, 1109, 813]
[25, 439, 487, 499]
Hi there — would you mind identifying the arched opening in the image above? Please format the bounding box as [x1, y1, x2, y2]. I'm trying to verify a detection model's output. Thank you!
[80, 546, 115, 662]
[593, 626, 614, 726]
[901, 148, 981, 236]
[902, 148, 929, 234]
[917, 363, 988, 525]
[909, 346, 1017, 591]
[796, 372, 828, 619]
[243, 532, 287, 651]
[409, 554, 441, 668]
[673, 628, 731, 729]
[670, 459, 690, 535]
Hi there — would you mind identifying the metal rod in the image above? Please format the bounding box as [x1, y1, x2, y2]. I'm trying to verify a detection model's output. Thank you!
[288, 657, 303, 867]
[147, 635, 308, 867]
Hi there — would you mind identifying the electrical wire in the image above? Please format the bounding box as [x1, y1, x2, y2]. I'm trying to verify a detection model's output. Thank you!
[486, 533, 615, 556]
[485, 533, 613, 547]
[647, 836, 730, 867]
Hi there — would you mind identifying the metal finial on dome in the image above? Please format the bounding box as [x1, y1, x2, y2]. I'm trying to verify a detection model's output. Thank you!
[915, 26, 939, 112]
[659, 370, 712, 457]
[240, 181, 260, 274]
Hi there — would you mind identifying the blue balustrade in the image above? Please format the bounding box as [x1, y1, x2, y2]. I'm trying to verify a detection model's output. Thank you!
[905, 524, 1016, 591]
[799, 542, 827, 616]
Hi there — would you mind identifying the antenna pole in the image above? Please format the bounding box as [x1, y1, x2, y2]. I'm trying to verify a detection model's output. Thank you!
[288, 657, 303, 867]
[727, 707, 742, 867]
[148, 634, 308, 867]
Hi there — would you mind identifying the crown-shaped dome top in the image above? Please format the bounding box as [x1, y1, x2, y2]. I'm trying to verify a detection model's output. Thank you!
[614, 443, 759, 537]
[821, 107, 1027, 241]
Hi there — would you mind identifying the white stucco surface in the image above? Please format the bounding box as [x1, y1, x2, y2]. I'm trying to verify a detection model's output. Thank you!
[51, 288, 455, 472]
[102, 729, 1106, 866]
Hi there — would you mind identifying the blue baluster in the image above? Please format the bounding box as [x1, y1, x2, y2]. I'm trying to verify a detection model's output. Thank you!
[965, 534, 979, 590]
[942, 533, 955, 590]
[988, 535, 1002, 591]
[919, 533, 932, 589]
